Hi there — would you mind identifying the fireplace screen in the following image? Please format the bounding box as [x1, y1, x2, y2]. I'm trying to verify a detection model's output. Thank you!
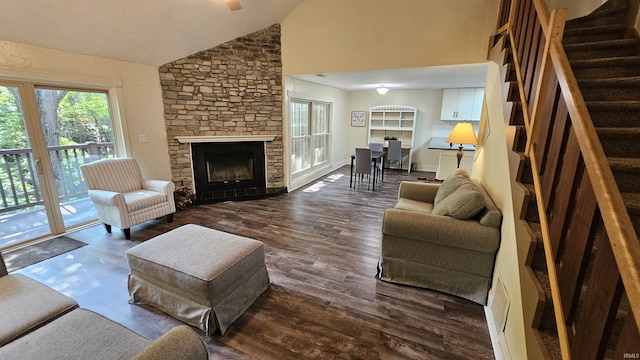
[207, 157, 254, 183]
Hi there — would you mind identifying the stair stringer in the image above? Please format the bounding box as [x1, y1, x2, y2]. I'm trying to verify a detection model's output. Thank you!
[487, 34, 553, 360]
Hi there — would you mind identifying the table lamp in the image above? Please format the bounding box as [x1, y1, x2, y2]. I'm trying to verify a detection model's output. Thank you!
[446, 122, 478, 168]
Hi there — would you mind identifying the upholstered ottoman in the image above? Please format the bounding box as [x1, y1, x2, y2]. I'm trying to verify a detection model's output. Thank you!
[126, 224, 269, 336]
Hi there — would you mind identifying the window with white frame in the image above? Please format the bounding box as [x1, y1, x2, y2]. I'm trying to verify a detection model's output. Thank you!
[290, 99, 330, 174]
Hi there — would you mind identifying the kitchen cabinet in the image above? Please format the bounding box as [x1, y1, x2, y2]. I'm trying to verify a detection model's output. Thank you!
[440, 88, 484, 121]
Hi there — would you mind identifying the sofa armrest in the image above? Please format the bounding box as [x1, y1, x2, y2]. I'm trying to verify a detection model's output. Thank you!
[141, 180, 175, 197]
[87, 189, 126, 207]
[133, 325, 208, 360]
[382, 209, 500, 253]
[398, 181, 440, 203]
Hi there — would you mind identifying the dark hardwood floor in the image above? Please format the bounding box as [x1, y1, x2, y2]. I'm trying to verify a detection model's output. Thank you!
[14, 165, 494, 360]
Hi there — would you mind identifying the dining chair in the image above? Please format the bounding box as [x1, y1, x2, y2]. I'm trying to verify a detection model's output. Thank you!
[368, 142, 384, 176]
[387, 140, 407, 172]
[354, 147, 373, 189]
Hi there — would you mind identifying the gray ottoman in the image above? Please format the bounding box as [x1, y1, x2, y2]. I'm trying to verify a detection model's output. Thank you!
[126, 224, 270, 336]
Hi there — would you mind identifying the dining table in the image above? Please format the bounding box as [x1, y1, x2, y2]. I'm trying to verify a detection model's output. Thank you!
[350, 150, 385, 190]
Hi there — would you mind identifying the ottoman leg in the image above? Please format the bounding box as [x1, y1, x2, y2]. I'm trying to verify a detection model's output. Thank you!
[123, 228, 131, 240]
[104, 224, 112, 233]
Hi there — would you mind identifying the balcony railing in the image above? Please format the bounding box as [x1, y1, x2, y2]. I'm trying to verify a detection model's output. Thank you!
[0, 142, 114, 214]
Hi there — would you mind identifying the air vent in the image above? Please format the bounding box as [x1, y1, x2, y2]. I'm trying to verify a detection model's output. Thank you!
[490, 275, 510, 333]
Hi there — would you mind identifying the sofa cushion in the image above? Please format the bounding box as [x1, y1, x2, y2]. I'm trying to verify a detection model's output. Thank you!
[0, 308, 151, 360]
[0, 274, 78, 346]
[432, 183, 485, 219]
[395, 198, 434, 213]
[433, 168, 471, 205]
[123, 190, 167, 212]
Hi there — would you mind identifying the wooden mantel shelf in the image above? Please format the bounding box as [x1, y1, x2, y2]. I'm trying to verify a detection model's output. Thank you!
[176, 135, 277, 143]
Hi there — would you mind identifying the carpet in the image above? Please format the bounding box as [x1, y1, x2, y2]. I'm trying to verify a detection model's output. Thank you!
[3, 236, 87, 272]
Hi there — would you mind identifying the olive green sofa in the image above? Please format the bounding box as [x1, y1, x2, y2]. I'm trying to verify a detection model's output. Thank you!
[376, 169, 502, 305]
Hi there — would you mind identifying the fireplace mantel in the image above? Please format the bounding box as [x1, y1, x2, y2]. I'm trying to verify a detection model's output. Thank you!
[176, 135, 276, 144]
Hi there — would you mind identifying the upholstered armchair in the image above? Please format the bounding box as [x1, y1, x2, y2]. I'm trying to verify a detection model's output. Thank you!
[80, 158, 175, 239]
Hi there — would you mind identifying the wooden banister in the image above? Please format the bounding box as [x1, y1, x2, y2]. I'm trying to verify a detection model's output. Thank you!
[549, 38, 640, 333]
[496, 0, 640, 358]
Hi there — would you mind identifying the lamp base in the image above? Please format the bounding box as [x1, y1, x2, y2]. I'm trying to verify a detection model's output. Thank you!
[456, 145, 464, 168]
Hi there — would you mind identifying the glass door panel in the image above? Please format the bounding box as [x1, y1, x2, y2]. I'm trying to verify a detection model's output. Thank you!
[34, 87, 115, 230]
[0, 85, 49, 247]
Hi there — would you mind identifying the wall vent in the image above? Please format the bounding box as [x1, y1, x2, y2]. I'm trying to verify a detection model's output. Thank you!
[490, 275, 511, 333]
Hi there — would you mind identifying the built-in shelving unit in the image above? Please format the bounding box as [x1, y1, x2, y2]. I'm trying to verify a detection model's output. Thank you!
[368, 105, 417, 172]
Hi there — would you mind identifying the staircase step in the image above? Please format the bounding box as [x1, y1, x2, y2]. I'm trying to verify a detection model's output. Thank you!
[518, 155, 533, 184]
[571, 56, 640, 79]
[579, 76, 640, 101]
[596, 126, 640, 158]
[586, 100, 640, 128]
[565, 39, 639, 61]
[609, 158, 640, 193]
[510, 102, 525, 126]
[523, 183, 539, 223]
[563, 24, 626, 44]
[513, 125, 527, 153]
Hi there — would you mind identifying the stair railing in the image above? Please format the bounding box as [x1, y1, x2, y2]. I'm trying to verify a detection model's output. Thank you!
[496, 0, 640, 359]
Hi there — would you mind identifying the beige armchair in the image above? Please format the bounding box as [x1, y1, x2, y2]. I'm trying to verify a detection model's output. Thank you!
[80, 158, 175, 239]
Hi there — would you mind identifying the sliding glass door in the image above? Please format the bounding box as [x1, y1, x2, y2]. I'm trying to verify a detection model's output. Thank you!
[0, 82, 116, 249]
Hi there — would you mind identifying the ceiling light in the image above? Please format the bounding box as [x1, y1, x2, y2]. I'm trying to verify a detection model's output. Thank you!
[376, 86, 389, 95]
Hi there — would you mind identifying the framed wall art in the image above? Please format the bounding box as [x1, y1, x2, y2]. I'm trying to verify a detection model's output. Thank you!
[351, 111, 367, 127]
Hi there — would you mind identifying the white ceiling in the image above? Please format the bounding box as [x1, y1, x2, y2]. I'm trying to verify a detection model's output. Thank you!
[0, 0, 304, 66]
[290, 63, 489, 91]
[0, 0, 488, 90]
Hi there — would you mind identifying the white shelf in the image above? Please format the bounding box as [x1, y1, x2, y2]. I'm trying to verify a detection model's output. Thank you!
[368, 105, 417, 173]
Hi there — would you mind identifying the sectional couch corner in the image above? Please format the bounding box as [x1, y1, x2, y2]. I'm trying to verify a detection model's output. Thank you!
[0, 252, 208, 360]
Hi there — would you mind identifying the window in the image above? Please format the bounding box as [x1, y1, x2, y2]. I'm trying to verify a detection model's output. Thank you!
[290, 100, 330, 174]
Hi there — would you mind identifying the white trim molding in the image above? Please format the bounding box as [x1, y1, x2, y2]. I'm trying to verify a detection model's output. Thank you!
[175, 135, 277, 143]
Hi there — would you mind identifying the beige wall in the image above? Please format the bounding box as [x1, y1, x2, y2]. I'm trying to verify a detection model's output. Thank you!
[479, 60, 530, 360]
[281, 0, 500, 75]
[545, 0, 604, 19]
[0, 40, 171, 181]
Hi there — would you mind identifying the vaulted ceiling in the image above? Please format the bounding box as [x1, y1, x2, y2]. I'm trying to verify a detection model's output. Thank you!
[0, 0, 304, 66]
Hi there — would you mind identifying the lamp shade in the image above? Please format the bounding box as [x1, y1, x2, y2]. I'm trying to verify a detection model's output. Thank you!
[446, 122, 478, 145]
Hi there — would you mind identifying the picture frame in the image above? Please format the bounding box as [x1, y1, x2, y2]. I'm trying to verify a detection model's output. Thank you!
[351, 111, 367, 127]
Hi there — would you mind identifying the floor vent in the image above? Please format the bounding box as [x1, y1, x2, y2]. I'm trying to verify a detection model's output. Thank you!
[491, 275, 511, 334]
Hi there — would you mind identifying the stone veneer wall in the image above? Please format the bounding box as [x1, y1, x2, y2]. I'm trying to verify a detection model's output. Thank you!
[159, 24, 284, 191]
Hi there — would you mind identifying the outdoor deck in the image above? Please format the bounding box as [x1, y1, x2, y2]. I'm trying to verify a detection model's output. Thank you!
[0, 198, 97, 249]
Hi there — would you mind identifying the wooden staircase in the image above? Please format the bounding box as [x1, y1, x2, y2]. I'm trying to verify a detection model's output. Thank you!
[494, 0, 640, 358]
[564, 3, 640, 240]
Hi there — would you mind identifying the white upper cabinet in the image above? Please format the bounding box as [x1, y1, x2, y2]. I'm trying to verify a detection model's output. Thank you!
[440, 88, 485, 121]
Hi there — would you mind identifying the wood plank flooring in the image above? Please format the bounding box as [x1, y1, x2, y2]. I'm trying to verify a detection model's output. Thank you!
[13, 166, 495, 360]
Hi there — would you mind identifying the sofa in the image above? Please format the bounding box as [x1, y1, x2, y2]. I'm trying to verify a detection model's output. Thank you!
[0, 252, 208, 360]
[376, 169, 502, 305]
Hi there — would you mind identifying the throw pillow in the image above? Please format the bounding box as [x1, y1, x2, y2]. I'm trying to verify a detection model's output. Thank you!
[433, 168, 471, 205]
[432, 183, 486, 219]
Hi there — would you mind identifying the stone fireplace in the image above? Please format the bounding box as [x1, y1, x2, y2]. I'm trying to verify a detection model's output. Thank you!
[176, 135, 284, 203]
[160, 25, 286, 203]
